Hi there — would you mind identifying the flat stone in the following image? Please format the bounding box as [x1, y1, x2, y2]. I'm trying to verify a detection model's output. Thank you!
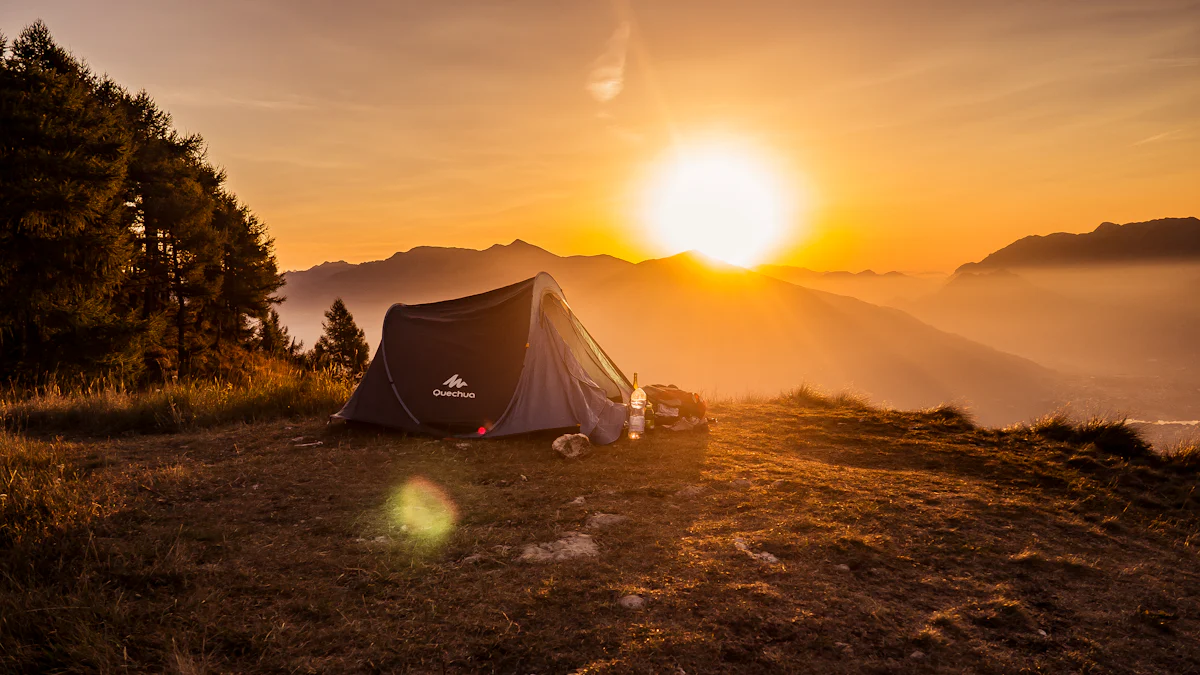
[518, 532, 598, 563]
[674, 485, 709, 499]
[618, 594, 646, 610]
[834, 564, 851, 572]
[553, 433, 593, 460]
[586, 513, 629, 529]
[910, 650, 926, 660]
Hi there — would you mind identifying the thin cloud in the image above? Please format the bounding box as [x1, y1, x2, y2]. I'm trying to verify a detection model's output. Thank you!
[586, 21, 631, 103]
[1133, 129, 1183, 146]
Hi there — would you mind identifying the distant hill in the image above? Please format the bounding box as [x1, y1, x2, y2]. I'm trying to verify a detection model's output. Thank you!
[279, 240, 631, 347]
[957, 217, 1200, 272]
[755, 264, 941, 306]
[279, 242, 1063, 425]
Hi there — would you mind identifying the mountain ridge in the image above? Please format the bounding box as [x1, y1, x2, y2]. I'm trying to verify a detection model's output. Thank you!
[957, 217, 1200, 273]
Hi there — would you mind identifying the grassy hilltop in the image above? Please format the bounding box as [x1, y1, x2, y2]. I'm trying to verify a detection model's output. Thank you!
[2, 388, 1199, 673]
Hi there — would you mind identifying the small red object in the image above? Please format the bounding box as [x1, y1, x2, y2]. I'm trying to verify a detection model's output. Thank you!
[477, 426, 487, 435]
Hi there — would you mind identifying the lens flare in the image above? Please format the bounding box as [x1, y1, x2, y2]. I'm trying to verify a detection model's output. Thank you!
[387, 477, 458, 548]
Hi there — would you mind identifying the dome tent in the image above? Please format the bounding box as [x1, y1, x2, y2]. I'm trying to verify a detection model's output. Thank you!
[332, 273, 633, 444]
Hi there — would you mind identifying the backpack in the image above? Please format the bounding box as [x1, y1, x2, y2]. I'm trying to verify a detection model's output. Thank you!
[644, 384, 708, 430]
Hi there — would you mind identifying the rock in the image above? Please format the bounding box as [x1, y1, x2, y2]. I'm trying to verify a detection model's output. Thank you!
[910, 650, 926, 660]
[1037, 629, 1048, 636]
[518, 532, 598, 562]
[585, 513, 629, 529]
[730, 479, 753, 489]
[734, 538, 780, 564]
[673, 485, 709, 499]
[834, 564, 851, 572]
[553, 433, 593, 460]
[569, 496, 586, 505]
[618, 594, 646, 610]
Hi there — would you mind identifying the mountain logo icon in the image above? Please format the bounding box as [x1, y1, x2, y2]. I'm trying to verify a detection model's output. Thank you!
[442, 374, 468, 389]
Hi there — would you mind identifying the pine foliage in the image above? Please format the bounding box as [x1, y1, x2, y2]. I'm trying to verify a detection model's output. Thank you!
[0, 21, 284, 383]
[312, 299, 370, 378]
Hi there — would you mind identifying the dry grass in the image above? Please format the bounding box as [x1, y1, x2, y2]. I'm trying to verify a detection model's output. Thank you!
[3, 393, 1198, 673]
[1, 360, 353, 436]
[1028, 412, 1152, 459]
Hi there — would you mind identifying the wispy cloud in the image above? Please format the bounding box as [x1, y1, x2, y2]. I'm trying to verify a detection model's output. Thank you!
[586, 21, 631, 103]
[1133, 129, 1183, 146]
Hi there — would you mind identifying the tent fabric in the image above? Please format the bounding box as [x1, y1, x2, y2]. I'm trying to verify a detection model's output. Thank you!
[332, 272, 632, 444]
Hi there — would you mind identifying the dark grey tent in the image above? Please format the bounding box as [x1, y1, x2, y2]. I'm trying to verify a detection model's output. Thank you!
[332, 273, 632, 444]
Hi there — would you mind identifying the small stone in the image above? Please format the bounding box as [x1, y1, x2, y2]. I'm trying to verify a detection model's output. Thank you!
[1037, 629, 1048, 636]
[290, 436, 306, 442]
[618, 594, 646, 610]
[553, 433, 593, 460]
[569, 496, 586, 505]
[730, 479, 753, 489]
[674, 485, 709, 499]
[835, 564, 851, 572]
[456, 442, 470, 449]
[910, 650, 925, 660]
[585, 513, 629, 529]
[518, 532, 598, 562]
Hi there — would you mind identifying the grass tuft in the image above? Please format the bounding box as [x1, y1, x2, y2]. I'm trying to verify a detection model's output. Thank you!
[921, 403, 977, 431]
[1160, 441, 1200, 471]
[777, 384, 875, 412]
[1029, 412, 1150, 459]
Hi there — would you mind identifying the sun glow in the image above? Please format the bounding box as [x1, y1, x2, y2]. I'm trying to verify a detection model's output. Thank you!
[640, 141, 801, 267]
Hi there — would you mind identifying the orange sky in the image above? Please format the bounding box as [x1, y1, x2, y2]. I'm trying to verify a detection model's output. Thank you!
[4, 1, 1198, 272]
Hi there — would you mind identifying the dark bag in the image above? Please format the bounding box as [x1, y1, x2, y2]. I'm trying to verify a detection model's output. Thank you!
[644, 384, 708, 430]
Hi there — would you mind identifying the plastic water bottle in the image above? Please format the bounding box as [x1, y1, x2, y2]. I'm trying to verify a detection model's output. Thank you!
[629, 372, 646, 440]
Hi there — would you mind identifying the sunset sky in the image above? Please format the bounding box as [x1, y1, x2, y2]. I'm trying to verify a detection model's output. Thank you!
[3, 1, 1198, 272]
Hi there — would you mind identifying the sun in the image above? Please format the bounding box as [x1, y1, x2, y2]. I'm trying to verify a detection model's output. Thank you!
[639, 141, 800, 267]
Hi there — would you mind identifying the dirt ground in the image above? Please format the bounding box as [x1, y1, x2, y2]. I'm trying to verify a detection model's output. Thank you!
[4, 400, 1199, 673]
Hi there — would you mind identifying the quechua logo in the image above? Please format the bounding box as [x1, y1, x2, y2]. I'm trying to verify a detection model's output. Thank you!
[434, 374, 475, 398]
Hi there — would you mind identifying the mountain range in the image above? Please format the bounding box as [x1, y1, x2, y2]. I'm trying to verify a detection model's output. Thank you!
[278, 241, 1061, 426]
[957, 217, 1200, 272]
[277, 217, 1200, 428]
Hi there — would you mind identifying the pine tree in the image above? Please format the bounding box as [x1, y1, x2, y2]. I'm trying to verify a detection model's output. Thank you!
[312, 298, 369, 377]
[258, 308, 301, 359]
[0, 21, 286, 383]
[0, 21, 139, 380]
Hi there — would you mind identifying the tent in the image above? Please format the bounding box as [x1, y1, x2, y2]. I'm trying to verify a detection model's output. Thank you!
[332, 273, 632, 443]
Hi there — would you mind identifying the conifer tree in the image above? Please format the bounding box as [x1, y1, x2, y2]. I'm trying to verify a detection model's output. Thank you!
[0, 20, 285, 382]
[0, 21, 139, 379]
[312, 298, 369, 377]
[258, 308, 301, 359]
